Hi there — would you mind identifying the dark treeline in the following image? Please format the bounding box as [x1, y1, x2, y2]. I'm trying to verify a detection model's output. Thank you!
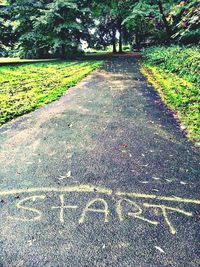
[0, 0, 199, 59]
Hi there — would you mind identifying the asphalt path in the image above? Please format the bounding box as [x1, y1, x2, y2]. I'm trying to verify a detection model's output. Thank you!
[0, 56, 199, 267]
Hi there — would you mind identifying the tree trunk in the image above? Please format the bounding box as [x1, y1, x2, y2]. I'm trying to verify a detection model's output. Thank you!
[118, 18, 123, 53]
[157, 0, 172, 43]
[112, 27, 117, 53]
[135, 31, 140, 51]
[61, 44, 66, 58]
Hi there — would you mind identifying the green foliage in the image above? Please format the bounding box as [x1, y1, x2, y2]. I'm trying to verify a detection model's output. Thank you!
[142, 45, 200, 144]
[170, 0, 200, 44]
[7, 0, 93, 58]
[143, 45, 200, 83]
[7, 0, 50, 58]
[34, 0, 89, 57]
[0, 3, 14, 56]
[123, 0, 174, 45]
[0, 60, 104, 124]
[91, 0, 133, 52]
[1, 0, 200, 57]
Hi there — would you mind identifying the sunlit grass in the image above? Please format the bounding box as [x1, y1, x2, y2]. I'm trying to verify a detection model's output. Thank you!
[0, 57, 59, 64]
[142, 46, 200, 146]
[0, 60, 104, 125]
[142, 46, 200, 84]
[141, 65, 200, 146]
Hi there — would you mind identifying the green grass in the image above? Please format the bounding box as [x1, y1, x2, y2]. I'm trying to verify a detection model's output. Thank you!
[0, 57, 58, 64]
[141, 46, 200, 146]
[0, 60, 104, 125]
[142, 46, 200, 84]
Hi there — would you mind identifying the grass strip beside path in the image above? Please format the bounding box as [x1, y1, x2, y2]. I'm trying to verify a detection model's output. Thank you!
[0, 60, 104, 125]
[141, 65, 200, 146]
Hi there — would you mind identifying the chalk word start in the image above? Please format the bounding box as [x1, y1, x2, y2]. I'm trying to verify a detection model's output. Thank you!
[0, 184, 199, 235]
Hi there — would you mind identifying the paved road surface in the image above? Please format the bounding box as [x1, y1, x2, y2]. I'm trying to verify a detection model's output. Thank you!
[0, 57, 199, 267]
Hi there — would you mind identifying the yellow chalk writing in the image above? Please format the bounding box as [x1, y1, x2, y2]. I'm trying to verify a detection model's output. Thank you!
[7, 195, 46, 222]
[0, 184, 112, 197]
[51, 194, 78, 224]
[116, 191, 200, 205]
[0, 185, 199, 205]
[116, 198, 158, 225]
[1, 183, 199, 235]
[79, 198, 109, 224]
[143, 203, 193, 234]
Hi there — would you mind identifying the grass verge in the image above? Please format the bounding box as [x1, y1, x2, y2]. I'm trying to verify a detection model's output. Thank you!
[0, 60, 104, 125]
[141, 64, 200, 146]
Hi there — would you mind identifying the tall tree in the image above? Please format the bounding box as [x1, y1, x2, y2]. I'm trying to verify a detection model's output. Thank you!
[170, 0, 200, 44]
[0, 2, 14, 56]
[124, 0, 176, 45]
[92, 0, 118, 53]
[8, 0, 93, 58]
[2, 0, 199, 58]
[93, 0, 134, 53]
[8, 0, 51, 58]
[157, 0, 173, 42]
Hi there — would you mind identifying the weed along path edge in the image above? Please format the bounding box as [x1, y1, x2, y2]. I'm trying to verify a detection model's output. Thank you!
[0, 56, 199, 267]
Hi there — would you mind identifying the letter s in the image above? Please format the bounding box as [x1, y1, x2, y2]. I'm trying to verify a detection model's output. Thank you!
[7, 195, 46, 222]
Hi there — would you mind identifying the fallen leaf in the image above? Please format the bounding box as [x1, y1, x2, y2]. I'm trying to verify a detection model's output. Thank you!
[180, 181, 187, 185]
[155, 246, 165, 253]
[165, 179, 173, 183]
[152, 189, 159, 192]
[152, 177, 160, 180]
[120, 144, 128, 149]
[66, 171, 71, 178]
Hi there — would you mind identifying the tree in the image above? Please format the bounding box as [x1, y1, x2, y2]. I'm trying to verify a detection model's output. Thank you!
[91, 0, 118, 53]
[0, 2, 14, 56]
[35, 0, 82, 58]
[170, 0, 200, 44]
[8, 0, 51, 58]
[123, 0, 176, 45]
[110, 0, 133, 53]
[92, 0, 134, 53]
[2, 0, 199, 58]
[8, 0, 93, 58]
[157, 0, 173, 42]
[88, 17, 114, 50]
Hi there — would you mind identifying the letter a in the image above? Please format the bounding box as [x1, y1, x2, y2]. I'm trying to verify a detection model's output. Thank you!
[79, 198, 109, 224]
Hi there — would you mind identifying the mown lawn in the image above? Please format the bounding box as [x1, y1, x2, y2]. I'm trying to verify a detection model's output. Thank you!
[141, 46, 200, 146]
[0, 60, 104, 125]
[0, 57, 58, 64]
